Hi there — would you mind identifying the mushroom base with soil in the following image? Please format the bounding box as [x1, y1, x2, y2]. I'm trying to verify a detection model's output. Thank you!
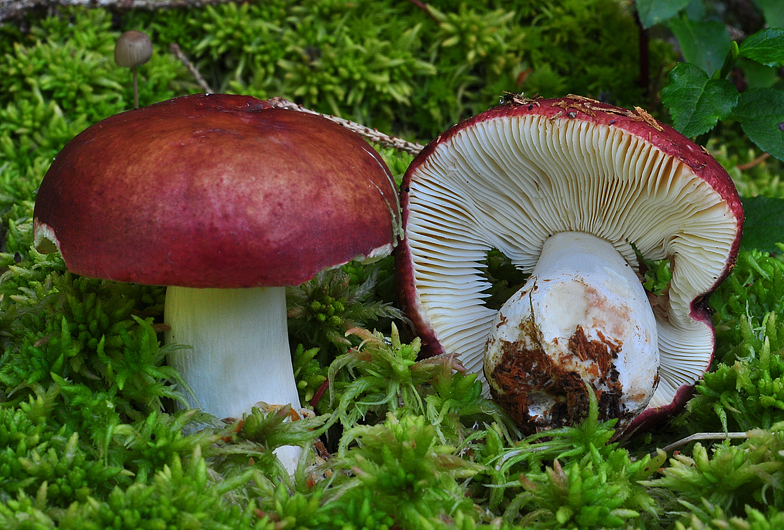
[164, 285, 302, 470]
[484, 231, 660, 434]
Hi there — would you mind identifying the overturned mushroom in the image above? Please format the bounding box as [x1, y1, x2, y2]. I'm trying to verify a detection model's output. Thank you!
[396, 95, 743, 434]
[33, 93, 401, 470]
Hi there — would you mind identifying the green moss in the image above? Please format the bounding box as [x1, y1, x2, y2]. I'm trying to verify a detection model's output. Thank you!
[679, 248, 784, 432]
[513, 0, 677, 106]
[675, 503, 784, 530]
[0, 396, 122, 506]
[711, 133, 784, 199]
[0, 9, 186, 213]
[646, 426, 784, 527]
[0, 1, 783, 527]
[117, 0, 655, 138]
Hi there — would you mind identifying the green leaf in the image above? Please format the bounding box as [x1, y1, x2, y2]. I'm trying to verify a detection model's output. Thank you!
[732, 88, 784, 162]
[668, 15, 731, 75]
[739, 196, 784, 253]
[738, 28, 784, 67]
[738, 58, 780, 89]
[635, 0, 690, 29]
[683, 0, 705, 21]
[661, 63, 738, 137]
[759, 0, 784, 30]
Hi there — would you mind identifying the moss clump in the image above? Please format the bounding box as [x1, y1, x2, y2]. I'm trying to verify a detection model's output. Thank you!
[681, 248, 784, 432]
[121, 0, 662, 138]
[0, 1, 783, 528]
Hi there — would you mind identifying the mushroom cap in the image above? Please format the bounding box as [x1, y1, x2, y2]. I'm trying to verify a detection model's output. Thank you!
[33, 93, 401, 288]
[114, 30, 153, 68]
[396, 95, 743, 429]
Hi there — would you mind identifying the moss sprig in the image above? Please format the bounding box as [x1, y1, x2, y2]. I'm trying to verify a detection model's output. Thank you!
[0, 388, 124, 506]
[287, 260, 406, 364]
[328, 413, 483, 529]
[51, 448, 260, 529]
[674, 501, 784, 530]
[645, 425, 784, 525]
[327, 325, 461, 428]
[686, 248, 784, 431]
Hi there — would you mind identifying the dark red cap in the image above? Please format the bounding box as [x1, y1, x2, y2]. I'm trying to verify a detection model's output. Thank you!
[34, 94, 401, 288]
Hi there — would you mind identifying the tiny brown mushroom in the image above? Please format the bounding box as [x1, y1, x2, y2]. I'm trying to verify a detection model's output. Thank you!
[114, 30, 153, 109]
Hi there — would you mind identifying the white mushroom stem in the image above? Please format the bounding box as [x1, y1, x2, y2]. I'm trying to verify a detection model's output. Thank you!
[484, 231, 659, 431]
[164, 286, 302, 472]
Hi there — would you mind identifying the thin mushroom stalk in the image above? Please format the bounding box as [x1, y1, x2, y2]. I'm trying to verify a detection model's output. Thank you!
[132, 66, 139, 109]
[114, 31, 152, 109]
[484, 231, 659, 433]
[164, 286, 302, 470]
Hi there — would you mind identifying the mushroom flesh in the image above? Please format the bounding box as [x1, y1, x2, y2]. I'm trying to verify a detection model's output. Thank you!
[396, 95, 743, 434]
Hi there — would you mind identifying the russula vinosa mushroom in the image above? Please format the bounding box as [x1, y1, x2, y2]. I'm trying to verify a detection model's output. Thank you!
[33, 93, 402, 471]
[114, 30, 153, 109]
[397, 94, 743, 435]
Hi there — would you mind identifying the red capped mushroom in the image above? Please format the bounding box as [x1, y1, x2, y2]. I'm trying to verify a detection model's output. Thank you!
[33, 93, 401, 470]
[397, 94, 743, 434]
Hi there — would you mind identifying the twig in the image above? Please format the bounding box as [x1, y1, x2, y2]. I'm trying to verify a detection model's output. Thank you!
[169, 43, 213, 93]
[737, 152, 770, 171]
[1, 0, 243, 21]
[266, 97, 424, 155]
[169, 43, 425, 155]
[404, 0, 440, 25]
[658, 431, 749, 454]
